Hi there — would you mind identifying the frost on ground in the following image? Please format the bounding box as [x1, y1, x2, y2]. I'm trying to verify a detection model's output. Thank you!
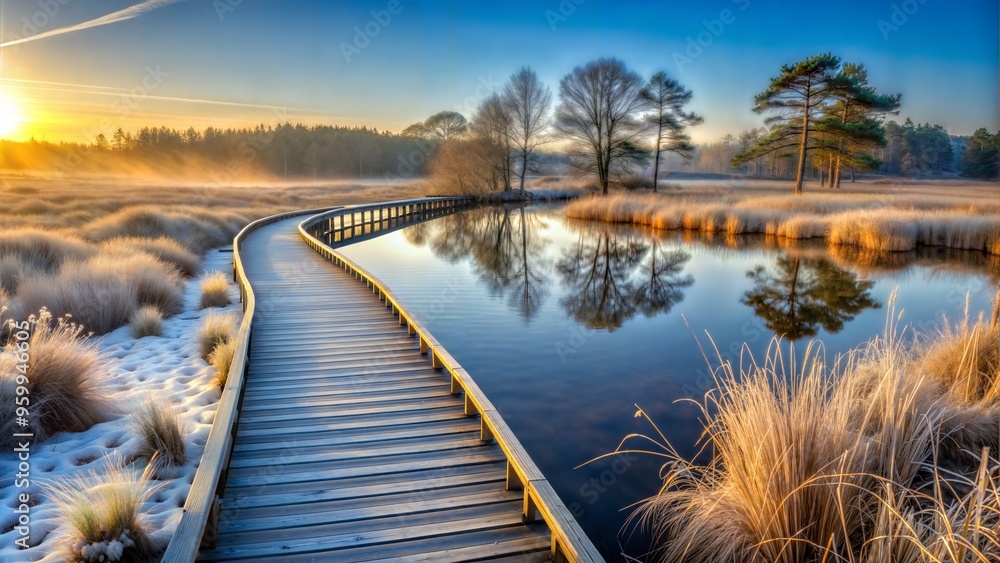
[0, 248, 242, 562]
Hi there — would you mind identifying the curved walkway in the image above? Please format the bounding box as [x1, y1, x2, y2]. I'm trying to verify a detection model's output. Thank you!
[198, 216, 550, 561]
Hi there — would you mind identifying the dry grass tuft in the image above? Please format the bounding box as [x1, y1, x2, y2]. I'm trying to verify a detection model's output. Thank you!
[198, 311, 237, 360]
[199, 271, 231, 309]
[0, 309, 111, 447]
[209, 338, 238, 388]
[0, 229, 95, 292]
[15, 250, 183, 334]
[131, 396, 186, 470]
[83, 206, 247, 254]
[921, 310, 1000, 406]
[101, 236, 201, 276]
[616, 297, 1000, 562]
[49, 459, 157, 563]
[129, 306, 164, 339]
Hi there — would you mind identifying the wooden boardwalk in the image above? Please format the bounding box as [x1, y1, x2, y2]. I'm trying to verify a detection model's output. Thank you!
[199, 216, 552, 561]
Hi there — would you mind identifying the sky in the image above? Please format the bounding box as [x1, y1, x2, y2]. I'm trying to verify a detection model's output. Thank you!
[0, 0, 997, 144]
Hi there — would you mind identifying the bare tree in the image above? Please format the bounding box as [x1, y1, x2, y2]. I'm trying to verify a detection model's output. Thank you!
[555, 58, 649, 195]
[641, 71, 703, 191]
[503, 67, 552, 193]
[471, 93, 515, 191]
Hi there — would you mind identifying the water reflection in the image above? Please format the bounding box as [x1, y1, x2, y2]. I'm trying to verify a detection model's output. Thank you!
[742, 255, 881, 341]
[557, 233, 693, 330]
[407, 205, 550, 319]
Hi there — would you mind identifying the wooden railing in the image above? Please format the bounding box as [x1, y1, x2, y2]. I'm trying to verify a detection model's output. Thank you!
[299, 198, 605, 563]
[162, 206, 341, 563]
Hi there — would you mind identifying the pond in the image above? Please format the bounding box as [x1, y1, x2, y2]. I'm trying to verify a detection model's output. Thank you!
[336, 202, 999, 560]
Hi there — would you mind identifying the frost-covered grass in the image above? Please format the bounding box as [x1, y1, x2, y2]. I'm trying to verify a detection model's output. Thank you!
[620, 297, 1000, 562]
[131, 396, 187, 470]
[197, 311, 237, 360]
[0, 309, 111, 448]
[100, 236, 201, 277]
[0, 249, 242, 561]
[49, 460, 157, 563]
[199, 271, 232, 309]
[14, 251, 184, 335]
[565, 181, 1000, 256]
[129, 306, 164, 339]
[209, 338, 238, 388]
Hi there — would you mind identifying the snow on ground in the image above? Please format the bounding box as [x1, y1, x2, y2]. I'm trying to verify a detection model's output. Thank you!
[0, 247, 242, 562]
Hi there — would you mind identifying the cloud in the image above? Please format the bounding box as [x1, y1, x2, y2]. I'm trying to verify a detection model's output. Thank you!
[1, 0, 187, 49]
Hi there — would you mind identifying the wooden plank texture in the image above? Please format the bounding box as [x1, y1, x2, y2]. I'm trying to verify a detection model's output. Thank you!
[197, 214, 555, 562]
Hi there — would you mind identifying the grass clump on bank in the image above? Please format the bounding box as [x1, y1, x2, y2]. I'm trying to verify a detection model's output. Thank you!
[129, 306, 164, 339]
[14, 251, 183, 335]
[197, 311, 237, 361]
[131, 396, 186, 471]
[198, 310, 239, 386]
[566, 190, 1000, 256]
[199, 271, 231, 309]
[209, 338, 238, 388]
[49, 460, 157, 563]
[0, 309, 111, 447]
[618, 295, 1000, 563]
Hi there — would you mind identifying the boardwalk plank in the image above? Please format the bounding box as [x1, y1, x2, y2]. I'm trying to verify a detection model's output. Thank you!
[201, 215, 558, 562]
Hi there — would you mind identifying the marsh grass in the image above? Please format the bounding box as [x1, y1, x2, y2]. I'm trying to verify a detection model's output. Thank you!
[49, 459, 157, 563]
[608, 297, 1000, 562]
[130, 396, 186, 470]
[0, 309, 111, 447]
[14, 249, 184, 335]
[199, 271, 231, 309]
[129, 306, 164, 339]
[209, 338, 238, 388]
[101, 236, 201, 276]
[566, 190, 1000, 256]
[198, 311, 237, 360]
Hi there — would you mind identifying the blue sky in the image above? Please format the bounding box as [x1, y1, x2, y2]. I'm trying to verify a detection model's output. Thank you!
[0, 0, 996, 142]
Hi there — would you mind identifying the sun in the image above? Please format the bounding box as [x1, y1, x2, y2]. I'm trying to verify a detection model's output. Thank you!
[0, 94, 25, 138]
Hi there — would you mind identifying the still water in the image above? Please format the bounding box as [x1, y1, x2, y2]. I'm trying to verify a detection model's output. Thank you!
[337, 203, 998, 560]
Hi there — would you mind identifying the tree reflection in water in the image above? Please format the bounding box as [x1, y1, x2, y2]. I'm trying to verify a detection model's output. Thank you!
[557, 231, 694, 331]
[741, 255, 881, 341]
[411, 204, 550, 319]
[410, 205, 694, 327]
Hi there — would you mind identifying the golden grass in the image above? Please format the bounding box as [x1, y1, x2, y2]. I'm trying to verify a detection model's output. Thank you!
[0, 309, 111, 447]
[197, 311, 237, 360]
[209, 338, 238, 388]
[566, 183, 1000, 256]
[15, 250, 183, 334]
[101, 236, 201, 276]
[131, 396, 186, 470]
[615, 296, 1000, 562]
[199, 271, 232, 309]
[49, 459, 156, 562]
[129, 306, 164, 339]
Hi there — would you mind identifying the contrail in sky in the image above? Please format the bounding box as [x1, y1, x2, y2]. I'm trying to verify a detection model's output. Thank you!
[1, 0, 186, 49]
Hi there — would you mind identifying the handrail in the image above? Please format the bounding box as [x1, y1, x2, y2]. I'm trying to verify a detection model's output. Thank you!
[298, 198, 605, 563]
[162, 205, 341, 563]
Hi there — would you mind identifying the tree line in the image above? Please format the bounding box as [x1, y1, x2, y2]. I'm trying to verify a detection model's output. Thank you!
[0, 123, 438, 180]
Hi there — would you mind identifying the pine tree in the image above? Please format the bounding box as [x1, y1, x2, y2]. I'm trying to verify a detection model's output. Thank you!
[641, 71, 702, 191]
[823, 63, 900, 187]
[733, 53, 842, 194]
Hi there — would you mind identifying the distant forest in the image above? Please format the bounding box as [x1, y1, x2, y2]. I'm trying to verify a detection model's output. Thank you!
[0, 118, 996, 183]
[672, 119, 998, 181]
